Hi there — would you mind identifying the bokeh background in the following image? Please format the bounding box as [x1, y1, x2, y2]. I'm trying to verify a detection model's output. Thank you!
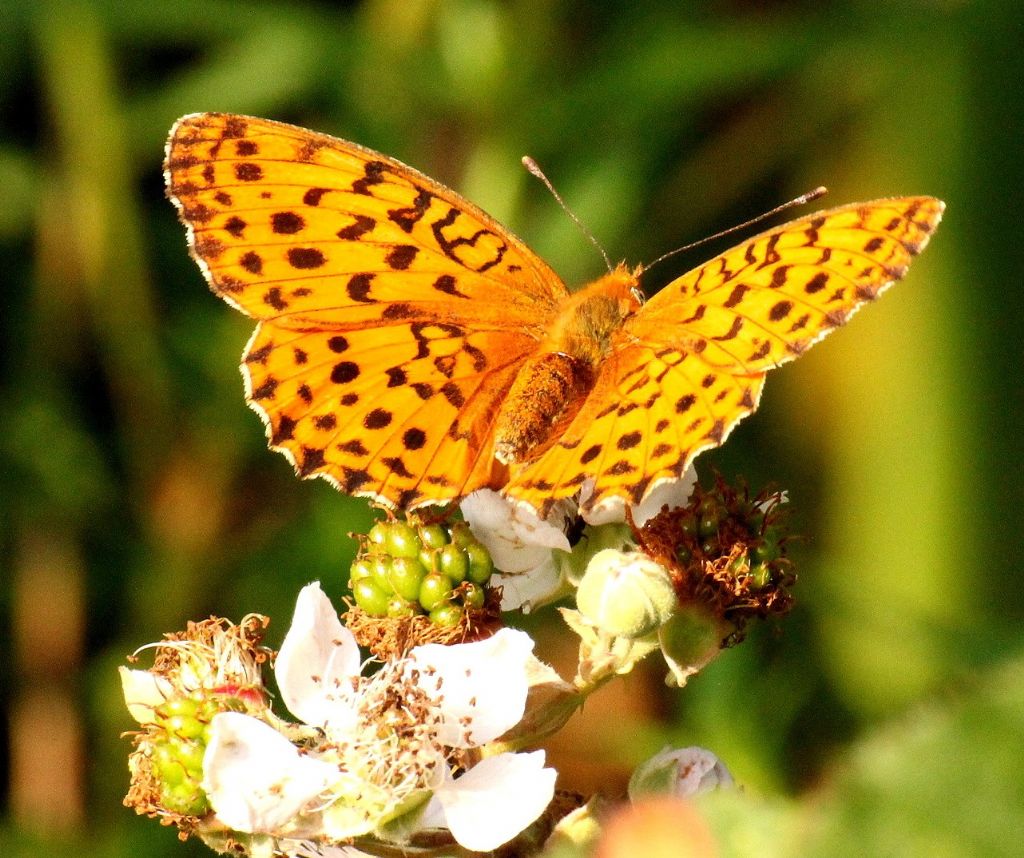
[2, 1, 1022, 855]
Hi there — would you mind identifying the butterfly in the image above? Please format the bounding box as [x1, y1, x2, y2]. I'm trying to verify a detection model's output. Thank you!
[165, 113, 943, 517]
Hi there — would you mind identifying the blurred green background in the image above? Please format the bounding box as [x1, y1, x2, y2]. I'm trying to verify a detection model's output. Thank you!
[2, 0, 1022, 855]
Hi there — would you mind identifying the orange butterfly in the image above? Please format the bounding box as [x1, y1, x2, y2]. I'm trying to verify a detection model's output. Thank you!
[165, 113, 943, 516]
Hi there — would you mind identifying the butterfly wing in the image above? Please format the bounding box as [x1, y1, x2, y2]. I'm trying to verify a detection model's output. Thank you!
[166, 112, 568, 508]
[508, 196, 944, 515]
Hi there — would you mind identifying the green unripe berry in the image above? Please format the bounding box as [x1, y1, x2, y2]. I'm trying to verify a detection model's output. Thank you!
[389, 556, 426, 602]
[153, 743, 187, 786]
[386, 596, 418, 618]
[700, 539, 719, 557]
[680, 515, 698, 538]
[349, 557, 375, 582]
[698, 514, 721, 538]
[419, 548, 441, 573]
[157, 697, 199, 720]
[750, 563, 773, 589]
[174, 738, 206, 779]
[418, 524, 449, 550]
[353, 578, 390, 616]
[752, 541, 780, 564]
[450, 522, 475, 549]
[675, 545, 693, 565]
[164, 713, 206, 741]
[366, 554, 393, 592]
[465, 542, 494, 584]
[386, 522, 422, 558]
[439, 543, 469, 582]
[461, 582, 486, 609]
[419, 573, 454, 612]
[367, 521, 389, 550]
[430, 604, 464, 627]
[161, 782, 209, 817]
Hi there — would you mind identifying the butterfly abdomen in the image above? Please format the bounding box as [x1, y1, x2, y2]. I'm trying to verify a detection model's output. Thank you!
[493, 352, 595, 465]
[493, 267, 642, 465]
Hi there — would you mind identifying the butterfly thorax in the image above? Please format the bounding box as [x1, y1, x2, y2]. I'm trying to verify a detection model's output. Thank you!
[493, 264, 642, 466]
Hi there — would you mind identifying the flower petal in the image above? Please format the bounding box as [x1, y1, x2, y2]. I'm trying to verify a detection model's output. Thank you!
[431, 751, 556, 851]
[119, 667, 173, 724]
[493, 554, 565, 612]
[407, 628, 534, 748]
[581, 466, 697, 526]
[276, 583, 361, 729]
[202, 712, 338, 833]
[461, 489, 571, 573]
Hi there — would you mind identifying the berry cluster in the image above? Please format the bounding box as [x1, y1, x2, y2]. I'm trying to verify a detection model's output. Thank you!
[350, 519, 495, 626]
[673, 493, 785, 591]
[640, 478, 794, 624]
[144, 694, 223, 817]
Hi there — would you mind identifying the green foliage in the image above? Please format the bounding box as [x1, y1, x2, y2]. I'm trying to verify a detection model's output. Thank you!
[1, 1, 1020, 856]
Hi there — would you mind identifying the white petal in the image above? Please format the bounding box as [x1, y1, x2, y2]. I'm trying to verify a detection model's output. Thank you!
[493, 553, 565, 611]
[408, 628, 533, 748]
[461, 489, 570, 574]
[119, 667, 173, 724]
[202, 712, 338, 833]
[431, 751, 556, 851]
[581, 466, 697, 526]
[276, 583, 361, 729]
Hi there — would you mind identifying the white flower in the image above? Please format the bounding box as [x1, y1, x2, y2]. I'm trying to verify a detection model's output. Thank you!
[202, 583, 556, 852]
[461, 489, 573, 610]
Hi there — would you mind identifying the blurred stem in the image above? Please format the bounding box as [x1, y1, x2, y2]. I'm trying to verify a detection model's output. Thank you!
[34, 0, 173, 492]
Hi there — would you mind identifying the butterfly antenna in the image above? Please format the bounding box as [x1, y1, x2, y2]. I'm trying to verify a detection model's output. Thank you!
[523, 156, 613, 273]
[641, 186, 829, 275]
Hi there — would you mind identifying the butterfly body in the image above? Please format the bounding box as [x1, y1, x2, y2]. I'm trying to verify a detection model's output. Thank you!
[165, 113, 943, 517]
[494, 264, 642, 465]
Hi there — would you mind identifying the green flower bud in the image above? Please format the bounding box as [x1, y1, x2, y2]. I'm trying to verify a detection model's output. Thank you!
[576, 549, 677, 639]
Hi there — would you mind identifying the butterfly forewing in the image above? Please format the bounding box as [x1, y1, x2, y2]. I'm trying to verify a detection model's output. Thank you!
[166, 112, 571, 507]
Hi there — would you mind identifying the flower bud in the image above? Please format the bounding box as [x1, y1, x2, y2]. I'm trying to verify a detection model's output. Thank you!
[576, 549, 677, 639]
[628, 746, 733, 800]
